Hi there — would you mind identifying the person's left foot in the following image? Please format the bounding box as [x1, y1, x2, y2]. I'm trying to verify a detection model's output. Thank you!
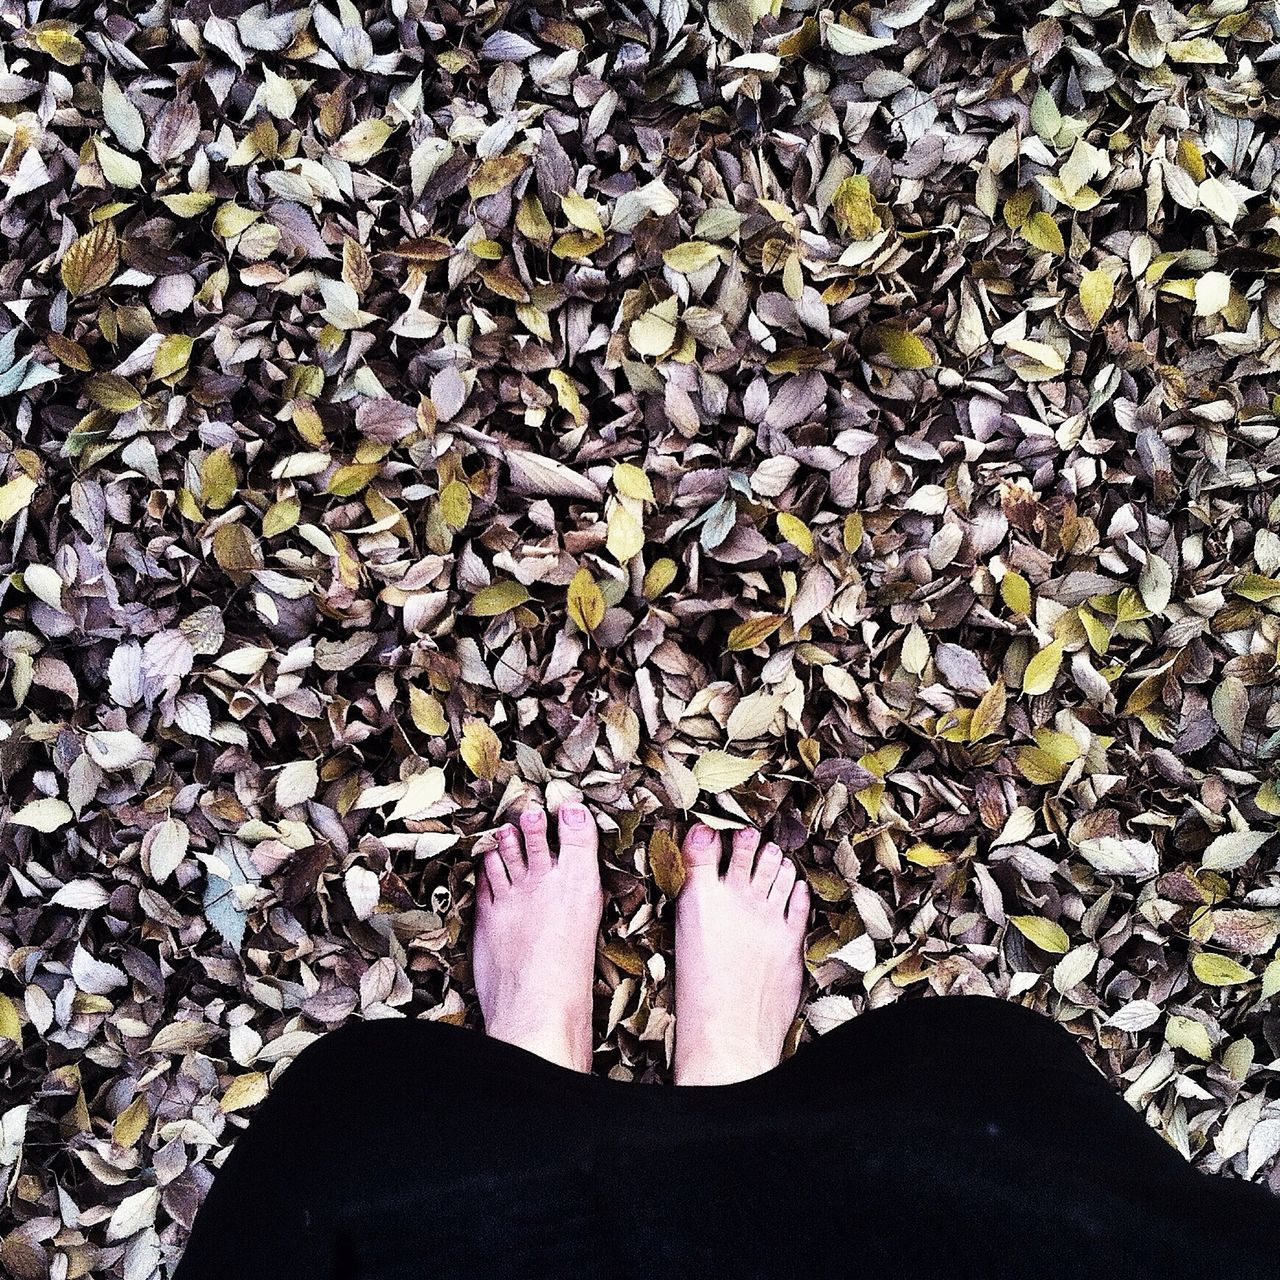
[472, 804, 604, 1072]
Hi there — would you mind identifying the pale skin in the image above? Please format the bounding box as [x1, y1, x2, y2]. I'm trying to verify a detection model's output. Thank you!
[472, 804, 809, 1085]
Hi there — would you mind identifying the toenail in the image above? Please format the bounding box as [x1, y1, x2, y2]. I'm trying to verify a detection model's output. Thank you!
[691, 825, 715, 847]
[561, 804, 587, 826]
[519, 809, 543, 828]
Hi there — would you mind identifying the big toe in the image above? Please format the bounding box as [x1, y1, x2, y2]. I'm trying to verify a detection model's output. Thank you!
[556, 802, 599, 871]
[682, 824, 722, 872]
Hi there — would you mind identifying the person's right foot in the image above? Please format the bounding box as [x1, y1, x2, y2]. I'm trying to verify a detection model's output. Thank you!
[673, 824, 809, 1086]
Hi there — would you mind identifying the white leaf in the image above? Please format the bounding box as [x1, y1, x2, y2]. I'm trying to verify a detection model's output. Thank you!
[71, 945, 128, 995]
[11, 797, 72, 832]
[106, 1185, 159, 1242]
[85, 729, 149, 770]
[387, 769, 446, 821]
[692, 749, 763, 794]
[51, 879, 112, 909]
[1105, 999, 1161, 1032]
[506, 451, 602, 501]
[1194, 271, 1231, 317]
[1076, 835, 1158, 877]
[1202, 829, 1272, 873]
[991, 806, 1036, 849]
[828, 933, 876, 972]
[108, 642, 143, 707]
[726, 688, 785, 742]
[147, 818, 190, 884]
[344, 866, 380, 921]
[806, 994, 857, 1034]
[275, 759, 318, 809]
[23, 563, 64, 610]
[102, 74, 145, 151]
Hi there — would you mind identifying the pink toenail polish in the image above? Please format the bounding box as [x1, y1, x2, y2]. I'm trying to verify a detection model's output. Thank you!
[520, 809, 542, 827]
[561, 804, 586, 826]
[691, 825, 715, 847]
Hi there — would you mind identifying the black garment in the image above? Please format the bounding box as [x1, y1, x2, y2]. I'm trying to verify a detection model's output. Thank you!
[170, 995, 1279, 1279]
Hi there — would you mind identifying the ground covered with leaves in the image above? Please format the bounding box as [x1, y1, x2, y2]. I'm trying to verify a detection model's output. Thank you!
[2, 0, 1280, 1273]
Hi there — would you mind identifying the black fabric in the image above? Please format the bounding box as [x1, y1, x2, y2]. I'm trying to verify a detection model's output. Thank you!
[169, 994, 1280, 1279]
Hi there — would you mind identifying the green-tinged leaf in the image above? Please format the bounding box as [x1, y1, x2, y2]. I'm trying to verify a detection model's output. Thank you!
[567, 567, 605, 633]
[459, 720, 501, 779]
[1009, 915, 1070, 954]
[871, 324, 933, 369]
[1191, 952, 1253, 986]
[1022, 639, 1064, 695]
[471, 580, 531, 616]
[692, 750, 763, 794]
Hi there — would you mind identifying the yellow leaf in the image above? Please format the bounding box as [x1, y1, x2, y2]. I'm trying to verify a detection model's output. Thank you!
[332, 118, 393, 163]
[262, 497, 300, 537]
[649, 828, 686, 898]
[643, 557, 677, 599]
[219, 1072, 269, 1113]
[328, 463, 379, 497]
[153, 334, 193, 380]
[213, 203, 260, 238]
[515, 193, 553, 245]
[1168, 37, 1226, 63]
[1191, 953, 1253, 986]
[85, 373, 141, 412]
[607, 502, 645, 563]
[0, 473, 38, 525]
[547, 369, 584, 424]
[968, 677, 1007, 743]
[551, 230, 606, 260]
[94, 137, 142, 189]
[471, 580, 530, 616]
[61, 221, 119, 297]
[460, 719, 502, 779]
[200, 447, 238, 511]
[32, 23, 84, 65]
[0, 994, 22, 1047]
[1001, 570, 1032, 615]
[777, 512, 814, 555]
[560, 189, 604, 236]
[662, 240, 722, 273]
[612, 462, 654, 501]
[692, 750, 763, 795]
[160, 191, 216, 217]
[831, 175, 882, 240]
[1165, 1015, 1212, 1061]
[1176, 135, 1206, 182]
[567, 567, 605, 633]
[112, 1095, 149, 1147]
[1002, 186, 1035, 230]
[439, 479, 472, 529]
[1014, 745, 1067, 785]
[1079, 268, 1113, 327]
[727, 614, 784, 651]
[408, 686, 448, 736]
[1021, 212, 1065, 255]
[905, 842, 950, 867]
[1022, 639, 1064, 696]
[871, 324, 933, 369]
[1009, 915, 1070, 954]
[629, 309, 677, 358]
[468, 152, 527, 199]
[843, 512, 863, 552]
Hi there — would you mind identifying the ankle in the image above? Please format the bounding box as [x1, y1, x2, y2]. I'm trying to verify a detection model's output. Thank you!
[484, 1012, 593, 1073]
[674, 1038, 775, 1086]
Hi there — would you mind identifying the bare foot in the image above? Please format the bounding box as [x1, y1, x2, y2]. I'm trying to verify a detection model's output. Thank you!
[472, 804, 604, 1072]
[673, 824, 809, 1086]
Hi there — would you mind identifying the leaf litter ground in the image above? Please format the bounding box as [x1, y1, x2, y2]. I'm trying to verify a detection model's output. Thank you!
[2, 0, 1280, 1275]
